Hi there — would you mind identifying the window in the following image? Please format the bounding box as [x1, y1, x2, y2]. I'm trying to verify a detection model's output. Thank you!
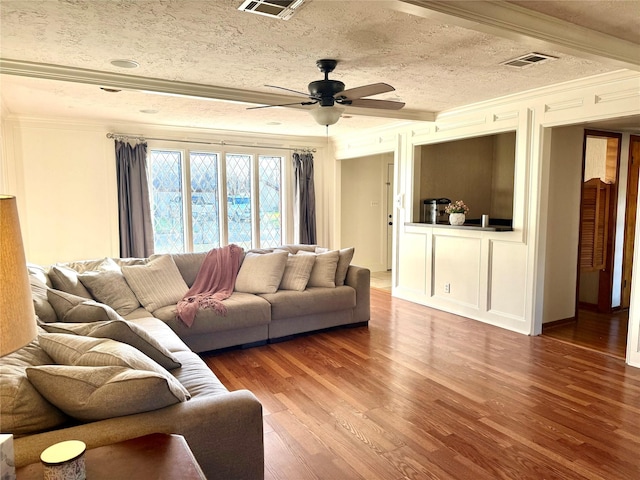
[149, 148, 286, 253]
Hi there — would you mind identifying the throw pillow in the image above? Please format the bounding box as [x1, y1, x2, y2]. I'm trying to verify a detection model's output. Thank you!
[48, 265, 92, 298]
[0, 338, 69, 435]
[78, 270, 140, 316]
[39, 320, 181, 370]
[29, 275, 58, 323]
[37, 333, 189, 402]
[27, 365, 186, 422]
[298, 250, 339, 288]
[235, 251, 288, 294]
[278, 253, 316, 291]
[47, 289, 121, 323]
[122, 255, 189, 312]
[335, 247, 355, 287]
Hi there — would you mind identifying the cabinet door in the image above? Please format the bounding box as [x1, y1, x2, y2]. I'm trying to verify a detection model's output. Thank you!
[580, 178, 610, 272]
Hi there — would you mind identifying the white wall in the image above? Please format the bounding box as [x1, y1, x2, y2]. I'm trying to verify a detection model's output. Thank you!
[2, 119, 329, 265]
[333, 70, 640, 368]
[4, 122, 119, 264]
[543, 125, 583, 323]
[340, 153, 392, 272]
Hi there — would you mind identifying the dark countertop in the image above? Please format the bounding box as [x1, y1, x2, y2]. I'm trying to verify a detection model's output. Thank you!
[405, 222, 513, 232]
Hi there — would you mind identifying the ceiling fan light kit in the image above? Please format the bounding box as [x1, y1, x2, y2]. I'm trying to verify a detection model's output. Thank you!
[250, 59, 405, 127]
[309, 105, 344, 126]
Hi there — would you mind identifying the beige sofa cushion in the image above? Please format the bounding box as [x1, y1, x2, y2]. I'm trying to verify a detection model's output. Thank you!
[260, 286, 356, 320]
[37, 334, 189, 401]
[298, 250, 339, 288]
[27, 365, 186, 422]
[122, 255, 189, 312]
[314, 247, 355, 286]
[171, 252, 208, 287]
[78, 270, 140, 316]
[0, 338, 69, 435]
[29, 275, 58, 323]
[278, 253, 315, 291]
[47, 289, 121, 323]
[39, 320, 181, 370]
[235, 251, 288, 294]
[335, 247, 355, 286]
[154, 292, 271, 336]
[48, 265, 92, 298]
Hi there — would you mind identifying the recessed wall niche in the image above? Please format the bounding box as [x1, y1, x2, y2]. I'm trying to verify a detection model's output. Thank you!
[417, 131, 516, 224]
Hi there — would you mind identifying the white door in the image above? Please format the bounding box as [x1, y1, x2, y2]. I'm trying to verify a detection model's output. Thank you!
[386, 162, 394, 271]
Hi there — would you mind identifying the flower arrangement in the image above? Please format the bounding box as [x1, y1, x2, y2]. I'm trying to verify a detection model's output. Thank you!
[445, 200, 469, 215]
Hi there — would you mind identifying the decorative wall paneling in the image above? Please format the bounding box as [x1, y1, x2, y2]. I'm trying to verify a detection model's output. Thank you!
[332, 70, 640, 367]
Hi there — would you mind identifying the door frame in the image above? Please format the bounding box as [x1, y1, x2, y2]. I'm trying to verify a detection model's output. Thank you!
[622, 135, 640, 308]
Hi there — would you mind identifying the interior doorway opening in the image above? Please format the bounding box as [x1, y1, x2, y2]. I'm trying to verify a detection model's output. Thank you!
[340, 152, 395, 290]
[543, 129, 637, 359]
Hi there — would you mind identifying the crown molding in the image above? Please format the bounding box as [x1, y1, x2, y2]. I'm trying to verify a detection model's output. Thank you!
[392, 0, 640, 70]
[0, 58, 435, 122]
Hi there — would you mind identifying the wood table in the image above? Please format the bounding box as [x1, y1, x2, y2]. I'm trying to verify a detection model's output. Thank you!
[16, 433, 206, 479]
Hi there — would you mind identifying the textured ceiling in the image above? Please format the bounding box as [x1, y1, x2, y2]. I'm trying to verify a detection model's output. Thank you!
[0, 0, 638, 137]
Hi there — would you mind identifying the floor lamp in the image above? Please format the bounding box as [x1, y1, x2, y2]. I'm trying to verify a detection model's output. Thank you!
[1, 194, 37, 480]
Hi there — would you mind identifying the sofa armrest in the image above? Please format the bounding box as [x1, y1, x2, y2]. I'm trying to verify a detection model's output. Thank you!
[345, 265, 370, 323]
[15, 390, 264, 480]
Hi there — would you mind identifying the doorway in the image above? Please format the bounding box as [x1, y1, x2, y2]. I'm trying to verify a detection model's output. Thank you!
[340, 152, 395, 281]
[544, 130, 635, 358]
[577, 130, 621, 314]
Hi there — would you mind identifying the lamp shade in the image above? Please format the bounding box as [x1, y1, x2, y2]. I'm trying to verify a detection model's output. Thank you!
[309, 105, 344, 126]
[0, 195, 36, 356]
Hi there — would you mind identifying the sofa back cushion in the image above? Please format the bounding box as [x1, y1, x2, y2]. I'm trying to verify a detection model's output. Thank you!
[298, 250, 339, 288]
[170, 252, 208, 287]
[48, 265, 92, 298]
[39, 319, 181, 370]
[78, 269, 140, 316]
[47, 289, 122, 323]
[29, 274, 58, 324]
[122, 255, 189, 312]
[277, 253, 315, 291]
[235, 251, 288, 294]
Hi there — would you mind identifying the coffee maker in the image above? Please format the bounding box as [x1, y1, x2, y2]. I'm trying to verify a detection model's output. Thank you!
[422, 198, 451, 224]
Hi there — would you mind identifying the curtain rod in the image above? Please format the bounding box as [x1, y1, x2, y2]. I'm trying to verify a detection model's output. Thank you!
[106, 133, 316, 153]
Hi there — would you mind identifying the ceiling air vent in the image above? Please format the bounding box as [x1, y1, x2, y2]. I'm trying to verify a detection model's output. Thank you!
[238, 0, 306, 20]
[502, 52, 558, 68]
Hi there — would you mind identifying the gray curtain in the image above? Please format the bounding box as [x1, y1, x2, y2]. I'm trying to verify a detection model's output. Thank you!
[292, 152, 317, 244]
[115, 140, 154, 257]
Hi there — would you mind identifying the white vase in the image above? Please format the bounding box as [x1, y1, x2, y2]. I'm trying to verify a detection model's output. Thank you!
[449, 213, 465, 226]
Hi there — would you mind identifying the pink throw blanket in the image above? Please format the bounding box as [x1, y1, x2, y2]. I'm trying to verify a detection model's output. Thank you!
[176, 244, 244, 327]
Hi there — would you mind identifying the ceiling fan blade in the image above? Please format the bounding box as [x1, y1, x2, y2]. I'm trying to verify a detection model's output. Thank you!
[336, 83, 395, 101]
[340, 98, 405, 110]
[264, 84, 311, 97]
[247, 100, 317, 110]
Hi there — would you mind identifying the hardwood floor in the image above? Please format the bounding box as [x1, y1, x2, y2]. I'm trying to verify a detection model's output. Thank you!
[542, 309, 629, 359]
[202, 288, 640, 480]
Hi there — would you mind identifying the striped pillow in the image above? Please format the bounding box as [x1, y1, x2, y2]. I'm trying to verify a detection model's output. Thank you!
[37, 333, 189, 402]
[122, 255, 189, 313]
[279, 253, 316, 291]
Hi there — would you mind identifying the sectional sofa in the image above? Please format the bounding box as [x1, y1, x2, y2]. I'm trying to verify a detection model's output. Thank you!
[1, 245, 370, 479]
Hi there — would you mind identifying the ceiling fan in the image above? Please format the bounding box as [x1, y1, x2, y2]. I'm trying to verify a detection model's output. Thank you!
[248, 59, 405, 126]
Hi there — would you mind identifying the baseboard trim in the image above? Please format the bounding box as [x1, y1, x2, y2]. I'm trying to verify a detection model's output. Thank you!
[542, 317, 576, 331]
